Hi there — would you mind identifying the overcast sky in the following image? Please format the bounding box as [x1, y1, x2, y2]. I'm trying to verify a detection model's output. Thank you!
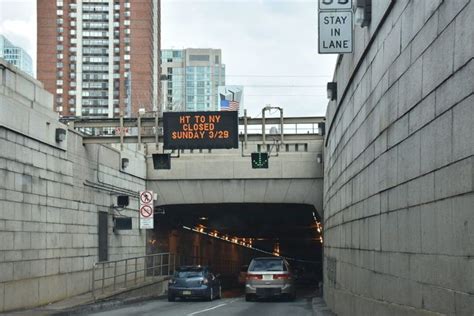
[0, 0, 336, 117]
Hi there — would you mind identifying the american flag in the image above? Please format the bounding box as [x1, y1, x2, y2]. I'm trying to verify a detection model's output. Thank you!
[229, 100, 239, 111]
[220, 99, 239, 111]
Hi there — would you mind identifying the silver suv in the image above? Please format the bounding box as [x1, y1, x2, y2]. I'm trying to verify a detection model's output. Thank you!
[245, 257, 295, 301]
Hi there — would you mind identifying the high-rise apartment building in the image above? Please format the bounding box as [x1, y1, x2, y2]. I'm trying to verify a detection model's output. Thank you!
[161, 48, 225, 112]
[37, 0, 161, 118]
[0, 35, 33, 76]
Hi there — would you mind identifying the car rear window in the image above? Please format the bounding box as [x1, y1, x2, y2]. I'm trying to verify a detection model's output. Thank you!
[176, 271, 203, 278]
[249, 259, 287, 272]
[175, 267, 204, 278]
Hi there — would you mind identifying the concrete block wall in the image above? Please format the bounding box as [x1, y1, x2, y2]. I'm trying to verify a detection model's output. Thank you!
[0, 62, 147, 311]
[323, 1, 473, 315]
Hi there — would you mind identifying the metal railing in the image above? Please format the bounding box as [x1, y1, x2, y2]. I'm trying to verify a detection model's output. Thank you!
[92, 252, 177, 300]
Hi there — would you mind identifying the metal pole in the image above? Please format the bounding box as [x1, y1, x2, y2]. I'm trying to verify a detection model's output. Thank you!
[262, 108, 266, 149]
[280, 107, 284, 144]
[101, 264, 105, 293]
[244, 109, 248, 149]
[119, 111, 124, 151]
[168, 254, 171, 276]
[113, 261, 117, 291]
[124, 259, 128, 287]
[173, 254, 176, 273]
[155, 111, 159, 150]
[137, 113, 142, 150]
[153, 255, 156, 277]
[92, 264, 96, 300]
[160, 254, 164, 276]
[134, 258, 138, 284]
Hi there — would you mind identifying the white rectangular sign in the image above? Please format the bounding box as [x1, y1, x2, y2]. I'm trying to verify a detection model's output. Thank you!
[140, 218, 154, 229]
[318, 10, 353, 54]
[319, 0, 352, 10]
[139, 190, 154, 229]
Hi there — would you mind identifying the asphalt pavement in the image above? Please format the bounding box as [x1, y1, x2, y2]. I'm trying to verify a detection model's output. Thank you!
[90, 288, 316, 316]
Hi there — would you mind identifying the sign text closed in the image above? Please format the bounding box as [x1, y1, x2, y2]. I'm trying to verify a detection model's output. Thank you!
[163, 111, 239, 149]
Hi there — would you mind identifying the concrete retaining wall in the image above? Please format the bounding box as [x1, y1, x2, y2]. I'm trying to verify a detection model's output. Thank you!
[323, 1, 473, 315]
[0, 61, 147, 311]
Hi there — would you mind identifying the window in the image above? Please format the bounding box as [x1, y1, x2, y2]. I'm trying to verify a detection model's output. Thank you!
[189, 55, 210, 62]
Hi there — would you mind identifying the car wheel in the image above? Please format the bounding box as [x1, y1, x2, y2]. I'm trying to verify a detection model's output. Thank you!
[245, 294, 254, 302]
[168, 294, 175, 302]
[207, 288, 213, 301]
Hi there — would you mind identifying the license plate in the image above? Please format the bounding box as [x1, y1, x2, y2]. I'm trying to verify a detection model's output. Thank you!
[182, 291, 191, 295]
[263, 274, 273, 280]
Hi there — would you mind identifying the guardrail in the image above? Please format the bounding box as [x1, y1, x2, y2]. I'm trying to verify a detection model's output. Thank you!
[92, 252, 177, 300]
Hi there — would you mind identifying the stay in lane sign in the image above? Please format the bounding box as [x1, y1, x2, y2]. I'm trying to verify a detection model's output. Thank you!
[318, 0, 353, 54]
[319, 11, 353, 54]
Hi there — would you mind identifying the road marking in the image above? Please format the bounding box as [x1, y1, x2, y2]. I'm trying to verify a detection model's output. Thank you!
[186, 303, 227, 316]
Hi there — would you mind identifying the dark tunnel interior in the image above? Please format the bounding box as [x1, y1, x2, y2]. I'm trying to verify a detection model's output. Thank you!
[147, 203, 323, 282]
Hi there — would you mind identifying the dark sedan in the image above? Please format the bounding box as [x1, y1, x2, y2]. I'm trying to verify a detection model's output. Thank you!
[167, 266, 221, 301]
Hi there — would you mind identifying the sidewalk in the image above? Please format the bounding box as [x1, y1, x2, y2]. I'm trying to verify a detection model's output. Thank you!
[3, 277, 169, 316]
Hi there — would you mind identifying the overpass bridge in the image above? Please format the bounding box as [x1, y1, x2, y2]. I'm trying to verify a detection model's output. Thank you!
[68, 114, 326, 215]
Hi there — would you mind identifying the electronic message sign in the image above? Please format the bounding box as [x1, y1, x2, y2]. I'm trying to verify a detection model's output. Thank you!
[163, 111, 239, 149]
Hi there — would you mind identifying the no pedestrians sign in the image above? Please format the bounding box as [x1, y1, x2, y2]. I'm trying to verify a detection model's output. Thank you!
[139, 190, 154, 229]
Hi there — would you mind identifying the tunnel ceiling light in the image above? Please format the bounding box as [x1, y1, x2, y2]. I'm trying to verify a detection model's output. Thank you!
[355, 0, 372, 28]
[327, 82, 337, 101]
[316, 154, 323, 164]
[121, 158, 129, 170]
[55, 128, 66, 143]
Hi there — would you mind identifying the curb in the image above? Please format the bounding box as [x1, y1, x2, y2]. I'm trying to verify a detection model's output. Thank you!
[312, 297, 336, 316]
[49, 294, 167, 315]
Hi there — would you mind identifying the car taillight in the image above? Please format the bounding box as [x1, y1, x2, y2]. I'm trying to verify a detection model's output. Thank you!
[246, 274, 263, 280]
[273, 274, 290, 280]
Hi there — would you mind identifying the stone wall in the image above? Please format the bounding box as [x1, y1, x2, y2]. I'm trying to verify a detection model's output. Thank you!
[0, 61, 147, 311]
[323, 1, 473, 315]
[146, 140, 325, 215]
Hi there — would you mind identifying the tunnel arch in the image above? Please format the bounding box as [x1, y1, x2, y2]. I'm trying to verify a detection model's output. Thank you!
[147, 178, 324, 219]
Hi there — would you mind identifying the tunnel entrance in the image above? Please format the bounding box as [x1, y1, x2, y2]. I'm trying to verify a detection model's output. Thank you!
[146, 203, 323, 288]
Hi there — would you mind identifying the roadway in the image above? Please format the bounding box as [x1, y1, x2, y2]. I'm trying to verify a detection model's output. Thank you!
[91, 288, 317, 316]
